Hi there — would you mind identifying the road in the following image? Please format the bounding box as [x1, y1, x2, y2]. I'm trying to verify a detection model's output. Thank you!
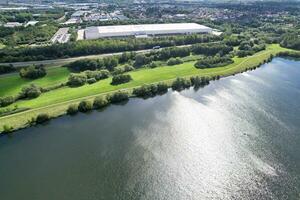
[0, 45, 192, 68]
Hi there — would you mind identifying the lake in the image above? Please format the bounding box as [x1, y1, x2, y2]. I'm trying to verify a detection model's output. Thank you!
[0, 57, 300, 200]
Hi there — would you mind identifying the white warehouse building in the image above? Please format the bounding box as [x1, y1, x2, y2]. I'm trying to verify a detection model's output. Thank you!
[84, 23, 212, 40]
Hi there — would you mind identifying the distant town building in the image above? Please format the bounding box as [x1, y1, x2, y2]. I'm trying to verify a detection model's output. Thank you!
[51, 28, 70, 44]
[84, 23, 212, 40]
[25, 21, 39, 27]
[4, 22, 23, 28]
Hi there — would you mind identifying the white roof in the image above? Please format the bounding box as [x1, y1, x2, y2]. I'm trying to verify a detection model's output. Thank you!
[85, 23, 212, 39]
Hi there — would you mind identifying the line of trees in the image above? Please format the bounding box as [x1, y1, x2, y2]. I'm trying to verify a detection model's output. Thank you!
[280, 33, 300, 50]
[0, 34, 221, 62]
[236, 40, 266, 57]
[0, 64, 16, 75]
[194, 56, 234, 69]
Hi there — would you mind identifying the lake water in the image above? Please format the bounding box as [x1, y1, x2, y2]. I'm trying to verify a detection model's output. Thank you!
[0, 57, 300, 200]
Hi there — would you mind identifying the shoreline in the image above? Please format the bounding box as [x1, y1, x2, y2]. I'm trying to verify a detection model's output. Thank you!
[0, 46, 298, 134]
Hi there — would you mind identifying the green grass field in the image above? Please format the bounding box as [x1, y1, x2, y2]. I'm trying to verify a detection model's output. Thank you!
[0, 67, 70, 97]
[0, 44, 294, 132]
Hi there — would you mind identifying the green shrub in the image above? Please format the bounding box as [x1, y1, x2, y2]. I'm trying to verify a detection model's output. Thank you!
[19, 65, 46, 79]
[0, 64, 15, 75]
[87, 78, 97, 84]
[146, 62, 158, 68]
[67, 104, 78, 115]
[194, 56, 233, 69]
[111, 74, 132, 85]
[93, 96, 109, 109]
[190, 76, 210, 88]
[19, 84, 42, 99]
[123, 64, 135, 72]
[171, 77, 191, 91]
[156, 82, 168, 94]
[2, 124, 13, 134]
[167, 58, 183, 66]
[36, 113, 50, 124]
[133, 84, 158, 97]
[0, 96, 15, 107]
[109, 91, 129, 103]
[78, 100, 93, 112]
[67, 73, 87, 87]
[66, 59, 99, 72]
[85, 70, 109, 80]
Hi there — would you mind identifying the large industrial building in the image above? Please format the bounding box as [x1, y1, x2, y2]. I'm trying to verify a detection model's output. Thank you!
[83, 23, 212, 40]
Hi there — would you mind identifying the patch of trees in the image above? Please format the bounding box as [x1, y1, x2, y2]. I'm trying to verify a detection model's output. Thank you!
[0, 64, 16, 75]
[167, 58, 183, 66]
[67, 73, 87, 87]
[66, 59, 99, 72]
[0, 24, 58, 46]
[194, 56, 234, 69]
[190, 76, 210, 88]
[0, 34, 221, 62]
[108, 91, 130, 103]
[191, 43, 233, 56]
[171, 77, 192, 91]
[153, 47, 191, 60]
[78, 100, 93, 112]
[113, 65, 135, 75]
[133, 82, 168, 98]
[93, 96, 109, 109]
[236, 40, 266, 57]
[0, 96, 15, 107]
[224, 36, 241, 46]
[36, 113, 50, 124]
[67, 104, 79, 115]
[66, 57, 118, 72]
[111, 74, 132, 85]
[67, 70, 110, 87]
[66, 91, 129, 116]
[277, 51, 300, 58]
[133, 54, 152, 68]
[19, 65, 46, 79]
[85, 70, 110, 80]
[280, 33, 300, 50]
[19, 84, 42, 99]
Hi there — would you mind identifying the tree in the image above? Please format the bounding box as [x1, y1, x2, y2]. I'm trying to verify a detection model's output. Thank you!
[19, 65, 46, 79]
[66, 59, 99, 72]
[167, 58, 183, 66]
[280, 33, 300, 50]
[111, 74, 132, 85]
[85, 70, 110, 80]
[133, 54, 150, 68]
[93, 96, 109, 109]
[78, 100, 93, 112]
[36, 113, 50, 124]
[109, 91, 129, 103]
[19, 84, 42, 99]
[0, 96, 15, 107]
[67, 73, 87, 87]
[67, 104, 78, 115]
[171, 77, 191, 91]
[0, 64, 15, 75]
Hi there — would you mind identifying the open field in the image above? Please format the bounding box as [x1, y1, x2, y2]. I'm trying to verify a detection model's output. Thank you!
[0, 67, 70, 97]
[0, 44, 294, 132]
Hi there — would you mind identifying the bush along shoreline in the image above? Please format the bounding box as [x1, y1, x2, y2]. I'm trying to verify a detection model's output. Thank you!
[0, 52, 279, 135]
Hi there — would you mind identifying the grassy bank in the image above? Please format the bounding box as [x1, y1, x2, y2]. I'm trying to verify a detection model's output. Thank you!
[0, 44, 295, 133]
